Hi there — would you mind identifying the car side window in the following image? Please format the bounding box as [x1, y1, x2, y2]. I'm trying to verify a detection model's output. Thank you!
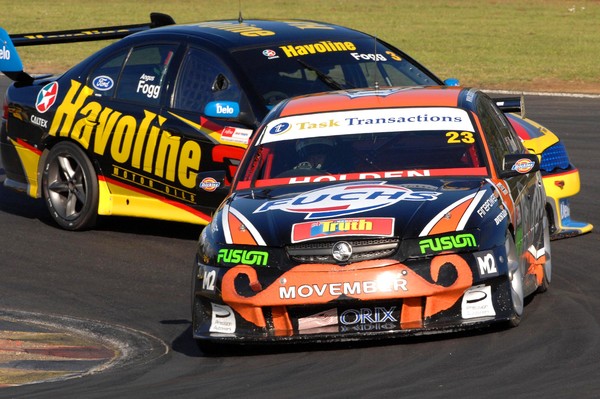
[114, 44, 177, 106]
[477, 97, 523, 169]
[88, 50, 128, 98]
[172, 47, 243, 113]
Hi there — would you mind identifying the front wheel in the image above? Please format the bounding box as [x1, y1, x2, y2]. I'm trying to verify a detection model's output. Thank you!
[537, 213, 552, 293]
[505, 232, 524, 327]
[42, 142, 99, 230]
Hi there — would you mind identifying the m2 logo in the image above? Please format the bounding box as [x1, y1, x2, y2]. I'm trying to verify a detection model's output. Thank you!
[475, 250, 499, 277]
[200, 266, 219, 292]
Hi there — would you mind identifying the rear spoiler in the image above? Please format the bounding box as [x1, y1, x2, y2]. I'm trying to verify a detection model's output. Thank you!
[0, 12, 175, 83]
[9, 12, 175, 46]
[495, 96, 525, 118]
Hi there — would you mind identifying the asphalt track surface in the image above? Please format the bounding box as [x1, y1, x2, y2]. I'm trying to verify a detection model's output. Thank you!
[0, 75, 599, 397]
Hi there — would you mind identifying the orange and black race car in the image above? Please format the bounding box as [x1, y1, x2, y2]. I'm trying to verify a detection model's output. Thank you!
[0, 13, 591, 237]
[190, 87, 551, 348]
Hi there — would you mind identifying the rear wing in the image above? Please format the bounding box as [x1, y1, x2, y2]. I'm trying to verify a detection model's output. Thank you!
[0, 12, 175, 83]
[495, 96, 525, 118]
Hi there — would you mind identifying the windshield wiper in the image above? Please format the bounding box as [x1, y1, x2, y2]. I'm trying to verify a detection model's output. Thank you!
[296, 59, 347, 91]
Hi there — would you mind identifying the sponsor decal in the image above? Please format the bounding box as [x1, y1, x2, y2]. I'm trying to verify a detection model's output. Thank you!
[199, 265, 219, 292]
[137, 73, 160, 99]
[338, 306, 399, 332]
[268, 122, 291, 135]
[197, 21, 275, 37]
[494, 209, 508, 225]
[419, 233, 477, 255]
[92, 75, 114, 91]
[262, 49, 279, 59]
[35, 82, 59, 113]
[48, 80, 201, 201]
[30, 115, 48, 128]
[350, 53, 387, 62]
[511, 158, 535, 174]
[279, 277, 408, 300]
[477, 192, 498, 217]
[461, 285, 496, 319]
[559, 199, 571, 221]
[291, 217, 394, 242]
[339, 306, 397, 325]
[260, 107, 474, 144]
[0, 45, 11, 60]
[220, 126, 251, 144]
[254, 181, 440, 219]
[288, 170, 432, 184]
[298, 308, 338, 331]
[474, 250, 499, 277]
[217, 248, 269, 266]
[205, 101, 240, 117]
[279, 40, 357, 57]
[209, 303, 236, 333]
[199, 177, 220, 192]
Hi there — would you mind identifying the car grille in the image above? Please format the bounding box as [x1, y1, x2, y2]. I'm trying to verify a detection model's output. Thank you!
[286, 238, 399, 264]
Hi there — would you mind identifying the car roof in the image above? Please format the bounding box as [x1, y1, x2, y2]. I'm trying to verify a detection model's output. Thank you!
[131, 19, 373, 49]
[273, 86, 474, 117]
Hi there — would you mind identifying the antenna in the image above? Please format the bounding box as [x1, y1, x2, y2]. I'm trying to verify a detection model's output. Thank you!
[373, 35, 379, 90]
[238, 0, 244, 22]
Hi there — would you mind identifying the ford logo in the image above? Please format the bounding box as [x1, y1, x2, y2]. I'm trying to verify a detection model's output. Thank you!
[92, 75, 114, 91]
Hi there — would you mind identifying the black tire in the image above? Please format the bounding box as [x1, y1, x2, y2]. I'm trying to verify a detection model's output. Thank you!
[537, 213, 552, 293]
[42, 142, 99, 231]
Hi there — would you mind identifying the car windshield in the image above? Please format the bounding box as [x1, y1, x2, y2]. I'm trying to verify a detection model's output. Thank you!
[231, 38, 440, 108]
[235, 106, 489, 190]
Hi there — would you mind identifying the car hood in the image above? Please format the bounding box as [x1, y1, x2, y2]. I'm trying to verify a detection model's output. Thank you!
[217, 178, 499, 247]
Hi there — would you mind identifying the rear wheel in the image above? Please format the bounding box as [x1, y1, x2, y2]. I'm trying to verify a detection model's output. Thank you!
[505, 233, 524, 327]
[42, 142, 98, 230]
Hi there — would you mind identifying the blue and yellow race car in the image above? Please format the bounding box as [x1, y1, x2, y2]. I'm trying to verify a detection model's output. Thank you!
[0, 13, 591, 238]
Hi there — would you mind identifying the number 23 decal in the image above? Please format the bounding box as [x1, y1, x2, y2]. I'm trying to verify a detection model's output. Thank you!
[446, 131, 475, 144]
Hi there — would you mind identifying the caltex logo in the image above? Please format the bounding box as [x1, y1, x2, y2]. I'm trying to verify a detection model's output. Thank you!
[35, 82, 59, 113]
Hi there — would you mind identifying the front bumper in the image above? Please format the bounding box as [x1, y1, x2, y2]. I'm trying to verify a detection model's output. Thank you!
[192, 253, 515, 343]
[541, 168, 593, 239]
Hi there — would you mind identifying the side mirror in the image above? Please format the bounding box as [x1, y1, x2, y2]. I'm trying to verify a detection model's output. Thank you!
[444, 78, 460, 86]
[499, 153, 540, 178]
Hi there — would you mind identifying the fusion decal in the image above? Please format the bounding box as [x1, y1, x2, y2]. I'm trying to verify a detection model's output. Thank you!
[217, 249, 269, 266]
[419, 233, 477, 255]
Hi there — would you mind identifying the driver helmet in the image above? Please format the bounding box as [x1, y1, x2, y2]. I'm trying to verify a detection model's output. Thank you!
[295, 137, 336, 158]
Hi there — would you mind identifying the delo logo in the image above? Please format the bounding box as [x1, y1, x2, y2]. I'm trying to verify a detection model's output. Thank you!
[204, 101, 240, 117]
[0, 45, 10, 60]
[0, 28, 23, 72]
[35, 82, 59, 113]
[254, 181, 440, 219]
[92, 75, 114, 91]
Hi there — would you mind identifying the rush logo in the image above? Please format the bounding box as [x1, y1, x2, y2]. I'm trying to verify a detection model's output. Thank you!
[254, 181, 440, 219]
[48, 80, 201, 190]
[291, 217, 394, 243]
